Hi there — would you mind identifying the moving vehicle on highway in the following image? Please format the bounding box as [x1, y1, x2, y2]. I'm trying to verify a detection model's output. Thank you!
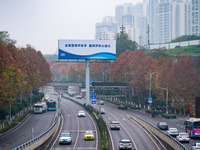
[118, 104, 127, 110]
[185, 118, 200, 137]
[167, 128, 178, 136]
[98, 107, 105, 114]
[176, 132, 190, 142]
[157, 122, 168, 130]
[119, 139, 132, 150]
[44, 95, 49, 101]
[110, 121, 120, 130]
[34, 103, 43, 114]
[97, 100, 104, 105]
[78, 110, 85, 117]
[59, 132, 72, 145]
[76, 94, 82, 99]
[191, 142, 200, 150]
[47, 99, 56, 111]
[84, 130, 94, 140]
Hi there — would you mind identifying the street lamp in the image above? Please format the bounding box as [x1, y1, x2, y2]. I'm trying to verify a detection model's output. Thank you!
[148, 72, 156, 109]
[157, 86, 168, 114]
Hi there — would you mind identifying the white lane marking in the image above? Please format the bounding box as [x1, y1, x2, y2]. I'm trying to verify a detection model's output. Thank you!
[50, 114, 64, 149]
[68, 114, 70, 117]
[127, 114, 162, 150]
[106, 111, 138, 150]
[72, 109, 79, 150]
[122, 118, 125, 121]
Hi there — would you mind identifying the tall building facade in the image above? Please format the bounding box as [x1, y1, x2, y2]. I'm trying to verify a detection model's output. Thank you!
[95, 16, 117, 40]
[191, 0, 200, 35]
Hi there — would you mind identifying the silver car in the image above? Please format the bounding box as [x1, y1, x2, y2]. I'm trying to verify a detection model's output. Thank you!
[119, 139, 132, 150]
[110, 121, 120, 130]
[59, 132, 72, 144]
[167, 128, 178, 136]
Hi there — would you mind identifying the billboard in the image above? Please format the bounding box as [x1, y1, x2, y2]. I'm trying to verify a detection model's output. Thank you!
[58, 40, 116, 59]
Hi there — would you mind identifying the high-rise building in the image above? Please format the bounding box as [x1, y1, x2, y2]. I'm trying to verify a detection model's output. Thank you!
[191, 0, 200, 35]
[95, 16, 117, 40]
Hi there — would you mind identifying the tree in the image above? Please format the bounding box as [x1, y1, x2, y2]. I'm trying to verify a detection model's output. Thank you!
[115, 30, 138, 58]
[0, 31, 16, 44]
[171, 35, 200, 43]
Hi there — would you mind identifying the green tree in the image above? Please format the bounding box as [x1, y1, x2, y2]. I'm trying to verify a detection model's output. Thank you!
[0, 31, 16, 44]
[115, 30, 138, 58]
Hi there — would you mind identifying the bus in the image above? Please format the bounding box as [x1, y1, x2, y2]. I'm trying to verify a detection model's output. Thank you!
[34, 103, 43, 114]
[185, 118, 200, 137]
[47, 99, 56, 111]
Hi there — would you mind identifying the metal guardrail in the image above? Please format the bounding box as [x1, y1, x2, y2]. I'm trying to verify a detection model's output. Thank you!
[132, 113, 187, 150]
[12, 114, 60, 150]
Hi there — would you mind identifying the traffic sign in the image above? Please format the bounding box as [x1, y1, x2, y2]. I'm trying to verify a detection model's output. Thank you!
[91, 100, 96, 104]
[91, 93, 96, 100]
[148, 97, 152, 103]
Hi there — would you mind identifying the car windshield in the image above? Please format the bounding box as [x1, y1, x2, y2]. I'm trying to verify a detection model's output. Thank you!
[180, 133, 188, 137]
[120, 140, 131, 143]
[61, 133, 70, 137]
[196, 143, 200, 146]
[111, 121, 119, 124]
[170, 128, 177, 131]
[79, 111, 84, 113]
[160, 122, 167, 125]
[86, 132, 93, 135]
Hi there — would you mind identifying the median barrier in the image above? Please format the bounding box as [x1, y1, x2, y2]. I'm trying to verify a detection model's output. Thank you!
[130, 114, 187, 150]
[12, 115, 60, 150]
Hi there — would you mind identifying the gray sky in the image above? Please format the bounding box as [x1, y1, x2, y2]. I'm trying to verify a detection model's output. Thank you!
[0, 0, 142, 54]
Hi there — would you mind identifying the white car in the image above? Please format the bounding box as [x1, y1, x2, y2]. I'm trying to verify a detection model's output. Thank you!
[191, 142, 200, 150]
[167, 128, 178, 136]
[176, 132, 190, 142]
[76, 95, 82, 99]
[98, 107, 105, 114]
[78, 110, 85, 117]
[59, 132, 72, 144]
[119, 139, 132, 150]
[110, 121, 120, 130]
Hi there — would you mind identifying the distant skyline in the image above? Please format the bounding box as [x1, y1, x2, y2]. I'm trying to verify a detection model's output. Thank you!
[0, 0, 142, 55]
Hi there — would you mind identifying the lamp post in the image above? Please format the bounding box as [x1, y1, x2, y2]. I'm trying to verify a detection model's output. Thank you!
[157, 86, 168, 114]
[148, 72, 156, 109]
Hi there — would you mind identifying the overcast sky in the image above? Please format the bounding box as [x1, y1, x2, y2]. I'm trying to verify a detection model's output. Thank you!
[0, 0, 142, 54]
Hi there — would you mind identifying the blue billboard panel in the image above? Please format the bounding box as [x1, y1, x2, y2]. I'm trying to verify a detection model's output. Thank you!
[58, 40, 116, 60]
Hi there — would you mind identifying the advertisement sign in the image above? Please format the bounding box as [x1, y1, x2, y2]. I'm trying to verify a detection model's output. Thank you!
[58, 40, 116, 59]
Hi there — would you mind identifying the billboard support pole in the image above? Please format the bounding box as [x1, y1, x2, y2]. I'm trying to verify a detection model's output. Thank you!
[85, 59, 90, 106]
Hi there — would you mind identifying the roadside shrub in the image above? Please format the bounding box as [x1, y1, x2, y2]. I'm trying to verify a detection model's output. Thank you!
[161, 113, 176, 119]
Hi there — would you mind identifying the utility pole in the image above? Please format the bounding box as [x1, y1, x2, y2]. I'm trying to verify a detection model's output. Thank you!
[147, 24, 150, 50]
[157, 86, 168, 114]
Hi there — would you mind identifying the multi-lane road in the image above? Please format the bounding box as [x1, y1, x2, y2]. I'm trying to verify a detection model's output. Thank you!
[52, 96, 98, 150]
[1, 90, 199, 150]
[0, 93, 57, 150]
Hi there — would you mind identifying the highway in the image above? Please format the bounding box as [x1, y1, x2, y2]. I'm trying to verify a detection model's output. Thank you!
[0, 93, 57, 150]
[52, 96, 98, 150]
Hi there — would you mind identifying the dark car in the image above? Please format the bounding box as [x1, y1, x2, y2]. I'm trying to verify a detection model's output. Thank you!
[118, 105, 127, 110]
[157, 122, 168, 130]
